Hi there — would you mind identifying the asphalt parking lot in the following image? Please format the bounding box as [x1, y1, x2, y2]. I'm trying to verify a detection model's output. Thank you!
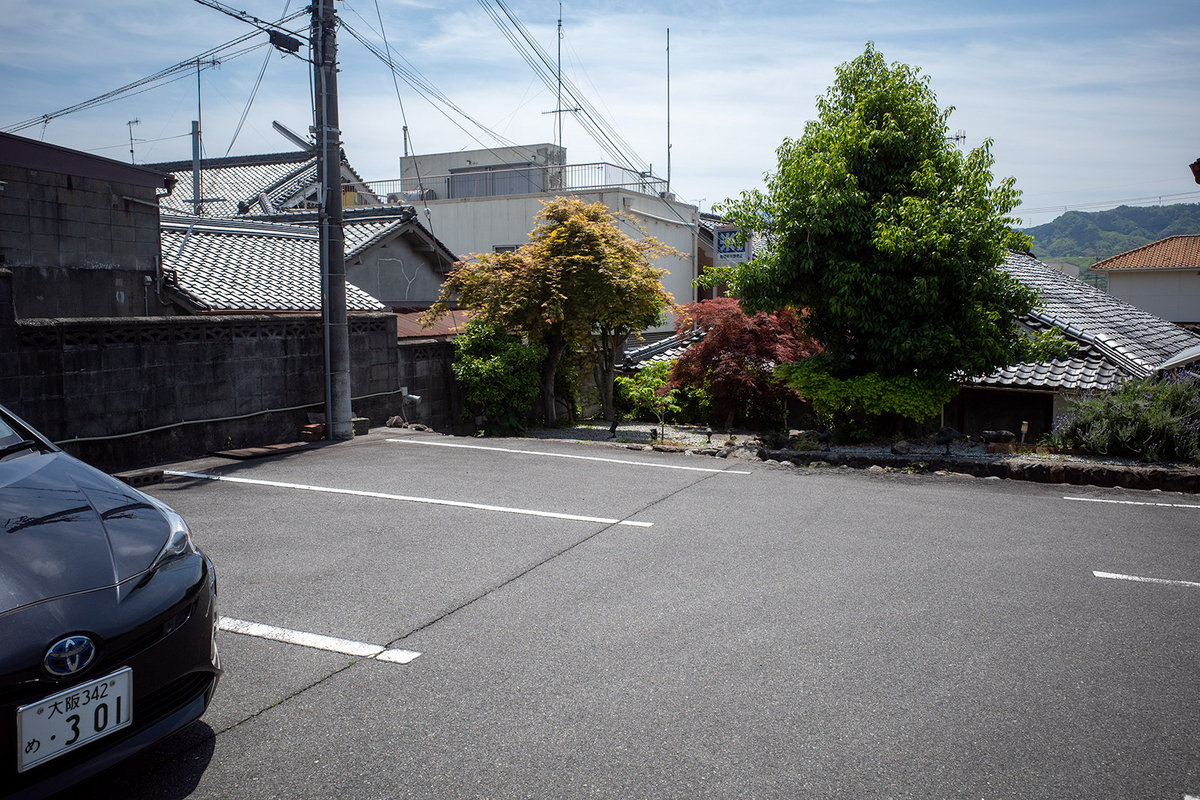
[80, 427, 1199, 799]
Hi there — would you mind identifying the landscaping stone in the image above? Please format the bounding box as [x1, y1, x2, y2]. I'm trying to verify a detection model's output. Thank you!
[519, 422, 1200, 493]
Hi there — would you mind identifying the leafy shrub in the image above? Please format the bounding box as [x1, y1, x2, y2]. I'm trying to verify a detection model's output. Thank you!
[777, 357, 959, 440]
[451, 318, 546, 435]
[1049, 372, 1200, 464]
[673, 383, 714, 425]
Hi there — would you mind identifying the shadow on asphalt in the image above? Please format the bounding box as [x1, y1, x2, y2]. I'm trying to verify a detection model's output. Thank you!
[73, 720, 216, 800]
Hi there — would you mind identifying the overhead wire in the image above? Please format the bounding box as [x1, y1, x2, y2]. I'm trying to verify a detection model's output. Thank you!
[1018, 189, 1200, 218]
[3, 13, 307, 135]
[474, 1, 694, 229]
[370, 0, 434, 236]
[339, 19, 517, 150]
[226, 0, 297, 156]
[480, 0, 649, 176]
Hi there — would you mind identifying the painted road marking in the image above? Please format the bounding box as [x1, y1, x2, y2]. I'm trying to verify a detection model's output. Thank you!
[1064, 495, 1200, 510]
[386, 437, 752, 474]
[1093, 571, 1200, 589]
[164, 470, 654, 527]
[219, 617, 421, 664]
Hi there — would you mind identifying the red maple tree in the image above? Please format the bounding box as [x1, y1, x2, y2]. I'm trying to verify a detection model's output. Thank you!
[668, 298, 821, 428]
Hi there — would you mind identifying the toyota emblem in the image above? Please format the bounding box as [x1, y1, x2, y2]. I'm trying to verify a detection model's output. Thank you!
[44, 635, 96, 678]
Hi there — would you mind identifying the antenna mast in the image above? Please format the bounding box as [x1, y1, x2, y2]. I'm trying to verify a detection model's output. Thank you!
[666, 28, 671, 193]
[127, 119, 140, 163]
[556, 4, 563, 150]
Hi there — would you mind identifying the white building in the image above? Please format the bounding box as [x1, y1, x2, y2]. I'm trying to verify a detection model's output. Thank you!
[1090, 235, 1200, 327]
[370, 144, 701, 331]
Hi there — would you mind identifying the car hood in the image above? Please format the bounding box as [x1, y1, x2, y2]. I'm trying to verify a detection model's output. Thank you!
[0, 452, 169, 614]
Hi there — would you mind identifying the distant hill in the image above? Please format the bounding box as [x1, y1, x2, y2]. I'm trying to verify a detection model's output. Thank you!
[1021, 203, 1200, 261]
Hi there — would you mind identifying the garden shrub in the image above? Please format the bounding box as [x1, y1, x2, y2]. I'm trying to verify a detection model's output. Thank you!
[1049, 372, 1200, 464]
[777, 357, 959, 441]
[451, 318, 546, 435]
[616, 361, 681, 437]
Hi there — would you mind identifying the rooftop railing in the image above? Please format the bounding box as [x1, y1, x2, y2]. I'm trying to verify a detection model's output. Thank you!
[364, 162, 669, 204]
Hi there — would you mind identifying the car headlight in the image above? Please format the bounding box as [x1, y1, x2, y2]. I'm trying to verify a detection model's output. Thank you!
[148, 502, 197, 571]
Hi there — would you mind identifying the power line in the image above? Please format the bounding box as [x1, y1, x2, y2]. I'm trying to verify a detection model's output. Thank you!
[478, 0, 649, 176]
[1018, 189, 1200, 218]
[226, 0, 297, 156]
[339, 19, 517, 149]
[2, 22, 303, 135]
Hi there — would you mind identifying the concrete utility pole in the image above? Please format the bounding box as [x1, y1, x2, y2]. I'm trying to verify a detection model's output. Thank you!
[312, 0, 353, 440]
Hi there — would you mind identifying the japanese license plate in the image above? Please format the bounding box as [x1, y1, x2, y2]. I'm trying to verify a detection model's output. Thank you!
[16, 667, 132, 772]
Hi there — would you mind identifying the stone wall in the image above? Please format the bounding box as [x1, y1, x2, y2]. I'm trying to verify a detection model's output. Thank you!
[2, 277, 401, 471]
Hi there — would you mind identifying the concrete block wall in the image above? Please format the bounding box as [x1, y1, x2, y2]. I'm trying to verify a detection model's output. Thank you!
[397, 340, 462, 432]
[3, 295, 401, 470]
[0, 163, 175, 318]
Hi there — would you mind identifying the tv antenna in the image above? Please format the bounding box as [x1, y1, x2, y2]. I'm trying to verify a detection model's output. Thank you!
[126, 119, 140, 163]
[946, 129, 967, 145]
[542, 4, 579, 151]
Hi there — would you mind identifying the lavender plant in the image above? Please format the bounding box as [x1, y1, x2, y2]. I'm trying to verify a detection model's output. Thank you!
[1049, 371, 1200, 464]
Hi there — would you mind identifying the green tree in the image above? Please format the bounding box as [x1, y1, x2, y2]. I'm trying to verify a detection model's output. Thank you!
[616, 361, 681, 441]
[450, 318, 546, 435]
[714, 43, 1044, 421]
[426, 198, 678, 426]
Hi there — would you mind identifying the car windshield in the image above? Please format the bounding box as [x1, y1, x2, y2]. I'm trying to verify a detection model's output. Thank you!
[0, 409, 44, 459]
[0, 416, 20, 443]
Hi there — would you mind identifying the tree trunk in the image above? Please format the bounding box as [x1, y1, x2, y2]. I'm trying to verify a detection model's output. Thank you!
[596, 328, 628, 421]
[540, 335, 568, 427]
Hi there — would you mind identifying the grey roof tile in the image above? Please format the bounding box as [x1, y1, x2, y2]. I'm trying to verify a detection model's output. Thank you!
[160, 215, 385, 312]
[997, 251, 1200, 383]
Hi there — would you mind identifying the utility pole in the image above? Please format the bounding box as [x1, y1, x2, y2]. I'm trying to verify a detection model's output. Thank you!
[312, 0, 353, 441]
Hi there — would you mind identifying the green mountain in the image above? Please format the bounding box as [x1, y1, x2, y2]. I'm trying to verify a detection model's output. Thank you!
[1021, 203, 1200, 261]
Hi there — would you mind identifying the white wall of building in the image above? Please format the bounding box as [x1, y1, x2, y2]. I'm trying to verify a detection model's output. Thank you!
[1106, 270, 1200, 325]
[421, 189, 699, 331]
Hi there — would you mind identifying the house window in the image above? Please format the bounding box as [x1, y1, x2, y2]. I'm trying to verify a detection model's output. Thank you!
[493, 245, 519, 253]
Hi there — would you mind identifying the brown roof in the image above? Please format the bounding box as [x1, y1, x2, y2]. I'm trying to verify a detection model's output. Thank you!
[1091, 235, 1200, 271]
[395, 308, 470, 340]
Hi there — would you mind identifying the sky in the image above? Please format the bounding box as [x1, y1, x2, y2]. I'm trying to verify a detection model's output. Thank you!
[3, 0, 1199, 228]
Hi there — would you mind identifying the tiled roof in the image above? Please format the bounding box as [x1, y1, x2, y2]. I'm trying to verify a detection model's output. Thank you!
[151, 151, 315, 218]
[268, 206, 458, 267]
[977, 317, 1129, 392]
[1091, 235, 1200, 271]
[619, 330, 702, 371]
[149, 150, 381, 219]
[998, 250, 1199, 381]
[160, 215, 386, 313]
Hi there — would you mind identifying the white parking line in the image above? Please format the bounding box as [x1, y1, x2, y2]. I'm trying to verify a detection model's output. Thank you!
[1093, 571, 1200, 589]
[386, 437, 752, 474]
[164, 470, 653, 527]
[218, 617, 421, 664]
[1064, 495, 1200, 510]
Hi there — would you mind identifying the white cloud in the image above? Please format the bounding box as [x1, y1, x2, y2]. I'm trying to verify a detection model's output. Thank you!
[4, 0, 1198, 224]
